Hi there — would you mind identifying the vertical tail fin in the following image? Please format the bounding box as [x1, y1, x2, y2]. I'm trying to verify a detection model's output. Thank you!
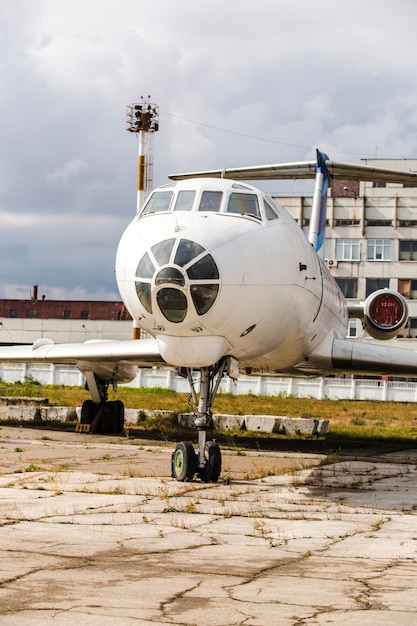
[308, 149, 330, 253]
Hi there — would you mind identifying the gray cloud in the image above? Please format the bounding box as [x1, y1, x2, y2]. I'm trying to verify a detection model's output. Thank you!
[1, 0, 417, 299]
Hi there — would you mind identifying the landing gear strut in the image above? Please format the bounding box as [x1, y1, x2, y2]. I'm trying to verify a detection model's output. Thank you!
[171, 358, 228, 482]
[80, 373, 125, 434]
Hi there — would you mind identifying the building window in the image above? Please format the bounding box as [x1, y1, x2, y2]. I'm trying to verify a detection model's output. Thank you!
[348, 319, 359, 338]
[9, 309, 18, 318]
[303, 218, 330, 227]
[27, 310, 35, 319]
[366, 278, 389, 297]
[398, 220, 417, 227]
[336, 278, 358, 298]
[366, 219, 393, 227]
[398, 279, 417, 299]
[367, 239, 391, 261]
[335, 239, 360, 261]
[63, 310, 71, 319]
[80, 310, 89, 320]
[334, 219, 360, 226]
[399, 240, 417, 261]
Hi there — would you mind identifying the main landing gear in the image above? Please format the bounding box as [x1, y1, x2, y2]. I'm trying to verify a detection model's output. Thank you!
[171, 359, 228, 483]
[80, 373, 125, 434]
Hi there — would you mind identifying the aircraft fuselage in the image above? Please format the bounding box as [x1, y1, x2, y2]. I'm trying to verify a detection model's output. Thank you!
[116, 178, 348, 372]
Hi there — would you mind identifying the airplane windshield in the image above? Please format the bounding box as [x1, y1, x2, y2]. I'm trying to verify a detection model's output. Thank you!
[264, 197, 279, 220]
[140, 191, 173, 215]
[139, 186, 270, 221]
[198, 191, 223, 212]
[227, 193, 260, 219]
[173, 190, 196, 211]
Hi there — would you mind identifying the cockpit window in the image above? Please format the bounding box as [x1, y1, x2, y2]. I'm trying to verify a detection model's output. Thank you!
[191, 285, 219, 315]
[135, 238, 220, 322]
[174, 239, 205, 267]
[136, 252, 155, 278]
[227, 193, 260, 219]
[173, 190, 196, 211]
[135, 282, 152, 313]
[155, 267, 185, 286]
[157, 288, 187, 323]
[198, 191, 223, 212]
[264, 197, 280, 220]
[151, 239, 175, 266]
[140, 190, 173, 215]
[187, 254, 219, 280]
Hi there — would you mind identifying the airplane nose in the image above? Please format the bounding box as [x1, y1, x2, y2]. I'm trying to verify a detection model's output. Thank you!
[134, 237, 220, 323]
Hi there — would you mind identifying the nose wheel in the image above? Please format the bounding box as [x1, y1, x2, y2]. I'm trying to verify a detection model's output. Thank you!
[198, 440, 222, 482]
[171, 441, 196, 481]
[172, 440, 222, 483]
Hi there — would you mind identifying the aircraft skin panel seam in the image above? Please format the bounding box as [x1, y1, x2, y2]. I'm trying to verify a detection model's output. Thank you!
[311, 258, 324, 324]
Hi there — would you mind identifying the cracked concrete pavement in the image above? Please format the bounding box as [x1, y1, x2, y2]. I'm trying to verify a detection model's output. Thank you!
[0, 426, 416, 625]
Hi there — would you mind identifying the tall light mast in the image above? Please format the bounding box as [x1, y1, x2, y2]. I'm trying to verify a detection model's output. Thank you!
[126, 96, 159, 212]
[126, 97, 159, 340]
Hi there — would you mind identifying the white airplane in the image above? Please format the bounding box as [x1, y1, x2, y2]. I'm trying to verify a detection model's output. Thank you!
[2, 149, 417, 482]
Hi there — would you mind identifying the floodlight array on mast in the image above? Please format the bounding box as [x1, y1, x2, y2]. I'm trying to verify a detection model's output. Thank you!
[126, 97, 159, 133]
[126, 96, 159, 214]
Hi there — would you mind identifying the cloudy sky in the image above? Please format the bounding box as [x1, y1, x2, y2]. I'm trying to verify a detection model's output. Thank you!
[2, 0, 417, 301]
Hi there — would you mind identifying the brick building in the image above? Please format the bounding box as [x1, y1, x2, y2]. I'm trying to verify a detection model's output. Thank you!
[0, 296, 131, 322]
[0, 287, 133, 345]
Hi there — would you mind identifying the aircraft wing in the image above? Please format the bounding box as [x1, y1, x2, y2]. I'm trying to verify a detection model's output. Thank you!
[300, 337, 417, 377]
[331, 339, 417, 376]
[169, 159, 417, 185]
[3, 336, 417, 379]
[0, 338, 165, 367]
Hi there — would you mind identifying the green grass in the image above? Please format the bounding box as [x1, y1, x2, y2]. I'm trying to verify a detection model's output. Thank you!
[1, 381, 417, 443]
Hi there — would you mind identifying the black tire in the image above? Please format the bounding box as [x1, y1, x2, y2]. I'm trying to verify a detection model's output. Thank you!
[80, 399, 95, 425]
[199, 441, 222, 483]
[172, 441, 197, 482]
[101, 401, 118, 434]
[115, 400, 125, 433]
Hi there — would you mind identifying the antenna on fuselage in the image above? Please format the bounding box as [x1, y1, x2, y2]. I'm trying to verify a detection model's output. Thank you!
[126, 96, 159, 212]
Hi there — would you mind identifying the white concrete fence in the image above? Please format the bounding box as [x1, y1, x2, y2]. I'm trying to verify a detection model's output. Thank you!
[1, 362, 417, 402]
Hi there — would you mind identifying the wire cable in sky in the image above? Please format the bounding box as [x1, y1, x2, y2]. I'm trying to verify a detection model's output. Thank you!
[159, 109, 413, 160]
[160, 109, 314, 151]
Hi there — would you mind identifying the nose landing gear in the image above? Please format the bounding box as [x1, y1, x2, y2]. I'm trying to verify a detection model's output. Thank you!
[171, 439, 222, 483]
[171, 359, 228, 482]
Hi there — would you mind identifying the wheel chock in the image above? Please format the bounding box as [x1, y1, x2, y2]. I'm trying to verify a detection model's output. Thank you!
[75, 423, 91, 433]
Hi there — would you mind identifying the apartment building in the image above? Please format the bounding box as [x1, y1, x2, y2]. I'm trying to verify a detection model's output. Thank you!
[273, 157, 417, 341]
